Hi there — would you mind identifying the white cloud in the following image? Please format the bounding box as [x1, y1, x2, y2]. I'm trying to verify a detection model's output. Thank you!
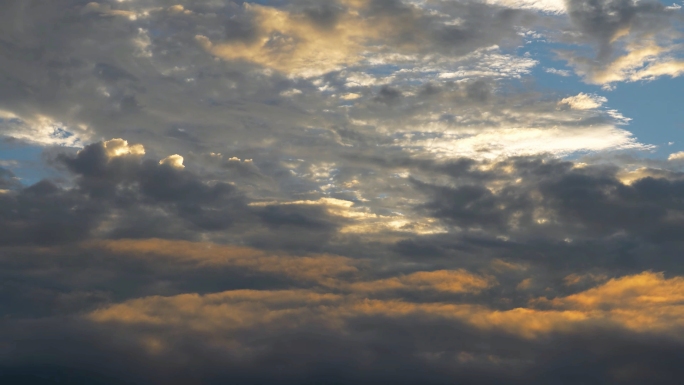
[159, 154, 185, 168]
[340, 93, 362, 100]
[398, 124, 649, 160]
[559, 93, 607, 110]
[102, 138, 145, 158]
[544, 68, 572, 77]
[563, 42, 684, 87]
[0, 110, 90, 147]
[433, 46, 538, 80]
[485, 0, 566, 14]
[280, 89, 303, 97]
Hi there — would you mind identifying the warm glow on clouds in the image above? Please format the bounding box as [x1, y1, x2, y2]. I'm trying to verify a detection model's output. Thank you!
[159, 154, 184, 168]
[547, 272, 684, 310]
[102, 138, 145, 158]
[88, 262, 684, 343]
[3, 0, 684, 382]
[349, 269, 496, 294]
[565, 41, 684, 87]
[250, 198, 447, 236]
[559, 93, 607, 110]
[0, 110, 90, 147]
[90, 239, 359, 284]
[195, 3, 374, 77]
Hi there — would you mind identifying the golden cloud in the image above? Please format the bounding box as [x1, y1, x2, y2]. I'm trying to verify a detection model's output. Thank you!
[195, 2, 425, 77]
[88, 271, 684, 350]
[89, 239, 492, 294]
[348, 269, 496, 294]
[572, 41, 684, 86]
[195, 4, 372, 77]
[88, 239, 359, 285]
[101, 138, 145, 158]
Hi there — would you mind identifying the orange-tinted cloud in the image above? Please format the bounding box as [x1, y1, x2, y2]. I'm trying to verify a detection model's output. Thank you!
[195, 3, 374, 77]
[88, 238, 358, 285]
[348, 269, 496, 294]
[88, 271, 684, 350]
[537, 272, 684, 333]
[194, 2, 432, 77]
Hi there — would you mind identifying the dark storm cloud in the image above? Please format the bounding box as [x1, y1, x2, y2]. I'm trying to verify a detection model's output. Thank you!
[381, 157, 684, 288]
[0, 168, 21, 190]
[415, 157, 684, 242]
[0, 178, 100, 246]
[373, 85, 403, 105]
[4, 154, 684, 384]
[0, 140, 248, 245]
[0, 138, 349, 252]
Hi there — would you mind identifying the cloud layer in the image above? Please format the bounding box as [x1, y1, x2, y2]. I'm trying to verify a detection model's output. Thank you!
[1, 0, 684, 384]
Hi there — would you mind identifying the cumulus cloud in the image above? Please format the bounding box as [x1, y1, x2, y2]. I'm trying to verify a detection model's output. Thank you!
[102, 138, 145, 157]
[159, 154, 184, 168]
[559, 93, 607, 110]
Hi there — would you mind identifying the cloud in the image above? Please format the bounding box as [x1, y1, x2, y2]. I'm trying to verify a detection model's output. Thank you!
[85, 271, 684, 356]
[1, 0, 684, 383]
[195, 3, 370, 77]
[102, 138, 145, 157]
[412, 157, 684, 245]
[0, 139, 253, 246]
[159, 154, 184, 168]
[557, 0, 684, 86]
[535, 272, 684, 333]
[348, 269, 497, 293]
[195, 1, 530, 77]
[669, 151, 684, 161]
[0, 110, 90, 147]
[559, 93, 607, 110]
[82, 2, 139, 20]
[486, 0, 566, 14]
[90, 238, 359, 285]
[544, 67, 572, 76]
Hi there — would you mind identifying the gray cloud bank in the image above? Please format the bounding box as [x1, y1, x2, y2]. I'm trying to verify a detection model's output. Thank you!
[2, 0, 684, 384]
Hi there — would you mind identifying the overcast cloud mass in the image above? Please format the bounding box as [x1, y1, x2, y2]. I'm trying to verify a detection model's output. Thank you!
[1, 0, 684, 384]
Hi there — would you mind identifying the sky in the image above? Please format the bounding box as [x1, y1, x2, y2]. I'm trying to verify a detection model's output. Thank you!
[1, 0, 684, 384]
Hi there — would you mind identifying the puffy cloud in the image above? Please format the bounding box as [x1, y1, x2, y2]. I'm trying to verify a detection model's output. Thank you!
[669, 151, 684, 161]
[159, 154, 184, 168]
[102, 138, 145, 157]
[559, 93, 607, 110]
[414, 157, 684, 243]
